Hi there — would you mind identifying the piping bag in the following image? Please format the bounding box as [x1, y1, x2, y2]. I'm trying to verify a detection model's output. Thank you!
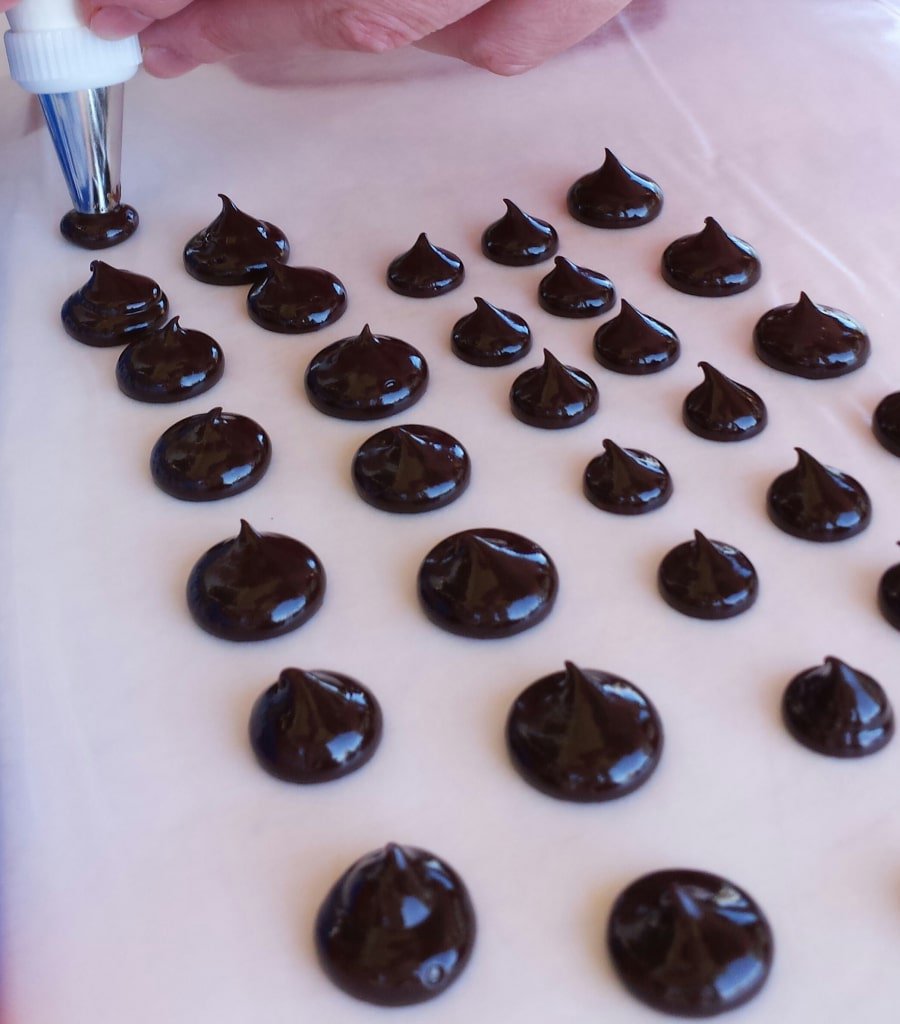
[4, 0, 141, 234]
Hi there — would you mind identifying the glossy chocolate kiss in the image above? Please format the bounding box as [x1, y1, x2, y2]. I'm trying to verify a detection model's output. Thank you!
[658, 530, 758, 620]
[418, 528, 558, 639]
[450, 297, 532, 367]
[186, 520, 325, 641]
[183, 194, 289, 285]
[662, 217, 761, 296]
[481, 199, 558, 266]
[683, 362, 767, 441]
[506, 661, 663, 802]
[782, 656, 894, 757]
[60, 204, 139, 250]
[593, 300, 680, 374]
[879, 548, 900, 631]
[386, 233, 464, 297]
[608, 869, 774, 1017]
[510, 349, 599, 429]
[567, 150, 663, 228]
[538, 256, 615, 318]
[315, 843, 476, 1006]
[61, 260, 168, 347]
[753, 292, 870, 379]
[305, 324, 428, 420]
[247, 263, 347, 333]
[873, 392, 900, 457]
[150, 407, 271, 501]
[116, 316, 224, 403]
[583, 440, 673, 515]
[766, 448, 871, 542]
[249, 668, 382, 783]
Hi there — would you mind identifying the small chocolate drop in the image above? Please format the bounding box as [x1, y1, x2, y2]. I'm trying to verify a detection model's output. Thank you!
[186, 520, 325, 641]
[481, 199, 558, 266]
[509, 349, 599, 429]
[506, 661, 663, 802]
[315, 843, 476, 1006]
[753, 292, 870, 379]
[247, 263, 347, 333]
[538, 256, 615, 318]
[766, 448, 871, 542]
[61, 260, 168, 347]
[567, 150, 663, 228]
[249, 668, 382, 783]
[386, 233, 464, 298]
[658, 530, 758, 620]
[592, 300, 680, 374]
[59, 204, 139, 250]
[183, 194, 289, 285]
[583, 440, 672, 515]
[873, 392, 900, 457]
[878, 550, 900, 631]
[305, 324, 428, 420]
[418, 528, 558, 639]
[782, 656, 894, 758]
[661, 217, 761, 297]
[450, 297, 532, 367]
[683, 361, 767, 441]
[116, 316, 224, 404]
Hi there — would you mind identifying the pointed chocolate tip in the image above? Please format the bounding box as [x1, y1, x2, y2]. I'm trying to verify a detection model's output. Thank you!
[553, 255, 573, 269]
[824, 655, 849, 673]
[693, 528, 711, 546]
[383, 842, 409, 871]
[542, 348, 563, 368]
[502, 197, 520, 214]
[237, 519, 262, 545]
[358, 323, 376, 343]
[217, 193, 238, 211]
[666, 881, 703, 919]
[206, 406, 224, 421]
[602, 438, 627, 459]
[473, 296, 488, 309]
[414, 231, 431, 247]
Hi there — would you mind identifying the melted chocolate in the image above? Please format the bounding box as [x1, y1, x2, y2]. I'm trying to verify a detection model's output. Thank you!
[183, 194, 289, 285]
[305, 324, 428, 420]
[450, 297, 532, 367]
[418, 528, 558, 639]
[315, 843, 476, 1006]
[150, 407, 271, 501]
[249, 668, 382, 783]
[753, 292, 870, 379]
[59, 204, 139, 249]
[879, 551, 900, 631]
[506, 661, 663, 802]
[683, 362, 767, 442]
[607, 869, 774, 1017]
[873, 392, 900, 457]
[661, 217, 761, 297]
[481, 199, 558, 266]
[567, 150, 663, 228]
[583, 440, 672, 515]
[658, 530, 758, 620]
[766, 448, 871, 542]
[247, 264, 347, 333]
[352, 425, 470, 513]
[386, 233, 464, 298]
[782, 657, 894, 758]
[593, 300, 680, 374]
[538, 256, 615, 318]
[186, 520, 325, 641]
[61, 260, 168, 347]
[509, 349, 598, 429]
[115, 316, 224, 403]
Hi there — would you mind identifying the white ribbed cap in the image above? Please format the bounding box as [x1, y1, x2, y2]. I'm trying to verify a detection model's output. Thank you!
[5, 26, 141, 93]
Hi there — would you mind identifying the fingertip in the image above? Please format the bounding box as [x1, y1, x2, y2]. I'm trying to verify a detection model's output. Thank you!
[141, 43, 198, 77]
[90, 5, 153, 39]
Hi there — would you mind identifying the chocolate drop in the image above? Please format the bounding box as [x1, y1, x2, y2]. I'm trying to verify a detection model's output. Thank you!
[61, 260, 168, 347]
[753, 292, 870, 379]
[608, 869, 774, 1017]
[538, 256, 615, 318]
[509, 349, 599, 429]
[873, 392, 900, 457]
[183, 194, 289, 285]
[661, 217, 761, 297]
[480, 199, 558, 266]
[249, 668, 382, 783]
[418, 528, 558, 639]
[683, 361, 767, 441]
[450, 297, 532, 367]
[583, 440, 672, 515]
[150, 407, 271, 501]
[658, 530, 758, 620]
[115, 316, 224, 403]
[567, 150, 663, 228]
[247, 263, 347, 333]
[593, 300, 680, 374]
[878, 550, 900, 631]
[506, 661, 663, 802]
[315, 843, 476, 1006]
[766, 448, 871, 542]
[386, 233, 464, 298]
[305, 324, 428, 420]
[782, 656, 894, 758]
[186, 520, 325, 641]
[59, 204, 139, 249]
[352, 424, 470, 513]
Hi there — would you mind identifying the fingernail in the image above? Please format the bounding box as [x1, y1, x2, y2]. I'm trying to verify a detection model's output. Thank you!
[90, 6, 153, 40]
[141, 45, 198, 78]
